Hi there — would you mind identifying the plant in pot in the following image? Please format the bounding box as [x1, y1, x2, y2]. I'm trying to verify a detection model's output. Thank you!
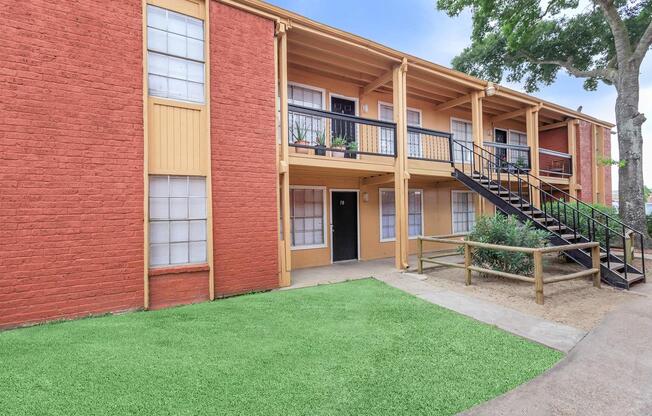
[292, 121, 309, 154]
[331, 136, 347, 158]
[345, 141, 358, 158]
[314, 130, 327, 156]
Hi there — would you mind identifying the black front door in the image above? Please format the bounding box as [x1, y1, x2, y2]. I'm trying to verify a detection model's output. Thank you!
[331, 191, 358, 262]
[331, 97, 356, 158]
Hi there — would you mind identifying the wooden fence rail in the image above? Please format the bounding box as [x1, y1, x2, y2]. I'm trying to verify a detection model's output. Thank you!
[417, 234, 601, 305]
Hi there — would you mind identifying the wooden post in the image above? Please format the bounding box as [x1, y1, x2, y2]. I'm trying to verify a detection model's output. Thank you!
[277, 23, 292, 287]
[418, 237, 423, 274]
[567, 119, 579, 198]
[591, 245, 602, 288]
[470, 91, 486, 214]
[393, 58, 409, 270]
[526, 106, 541, 208]
[464, 243, 472, 285]
[533, 250, 544, 304]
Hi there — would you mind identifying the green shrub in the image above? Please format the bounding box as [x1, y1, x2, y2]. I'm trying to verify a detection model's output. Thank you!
[647, 215, 652, 237]
[542, 201, 619, 246]
[463, 214, 550, 277]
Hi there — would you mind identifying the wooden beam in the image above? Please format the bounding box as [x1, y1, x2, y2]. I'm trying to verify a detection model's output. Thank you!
[567, 119, 578, 198]
[433, 93, 473, 112]
[278, 23, 292, 287]
[393, 59, 409, 270]
[361, 173, 394, 186]
[539, 120, 569, 131]
[362, 67, 394, 95]
[490, 107, 527, 123]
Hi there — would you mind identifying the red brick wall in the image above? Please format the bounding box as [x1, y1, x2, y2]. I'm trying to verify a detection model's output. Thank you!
[603, 127, 613, 206]
[210, 2, 279, 296]
[149, 268, 210, 310]
[0, 1, 144, 329]
[539, 127, 568, 153]
[576, 122, 594, 203]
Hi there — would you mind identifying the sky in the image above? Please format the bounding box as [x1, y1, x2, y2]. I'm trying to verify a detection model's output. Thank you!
[267, 0, 652, 190]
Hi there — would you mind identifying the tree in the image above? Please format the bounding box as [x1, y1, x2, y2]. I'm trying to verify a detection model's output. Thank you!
[436, 0, 652, 242]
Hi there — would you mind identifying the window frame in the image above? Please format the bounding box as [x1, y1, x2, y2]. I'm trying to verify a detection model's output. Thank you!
[451, 190, 476, 234]
[450, 117, 474, 163]
[378, 188, 424, 242]
[287, 81, 327, 109]
[289, 185, 328, 251]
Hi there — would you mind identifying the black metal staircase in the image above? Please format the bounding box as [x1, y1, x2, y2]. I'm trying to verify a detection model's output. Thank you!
[451, 140, 646, 289]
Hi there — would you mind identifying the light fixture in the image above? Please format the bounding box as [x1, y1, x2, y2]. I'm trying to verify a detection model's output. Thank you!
[362, 104, 369, 113]
[363, 192, 369, 202]
[485, 82, 497, 97]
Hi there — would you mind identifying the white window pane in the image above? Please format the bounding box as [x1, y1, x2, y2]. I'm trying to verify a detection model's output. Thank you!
[189, 197, 206, 219]
[168, 78, 188, 100]
[167, 11, 187, 35]
[187, 18, 204, 39]
[189, 177, 206, 197]
[187, 82, 204, 103]
[150, 243, 170, 266]
[168, 32, 187, 57]
[189, 241, 207, 263]
[187, 61, 204, 83]
[148, 74, 168, 97]
[149, 176, 168, 197]
[189, 220, 206, 241]
[170, 176, 188, 197]
[295, 218, 304, 231]
[147, 5, 167, 30]
[149, 221, 169, 244]
[147, 27, 167, 53]
[168, 56, 187, 80]
[170, 198, 188, 219]
[187, 38, 204, 61]
[149, 197, 169, 219]
[170, 242, 189, 264]
[148, 52, 168, 77]
[170, 221, 189, 242]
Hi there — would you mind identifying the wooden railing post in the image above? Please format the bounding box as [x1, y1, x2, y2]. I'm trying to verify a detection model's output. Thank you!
[418, 237, 423, 274]
[533, 250, 544, 304]
[591, 244, 602, 288]
[464, 242, 472, 285]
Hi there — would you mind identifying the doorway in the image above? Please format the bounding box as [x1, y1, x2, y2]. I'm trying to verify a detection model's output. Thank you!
[331, 190, 359, 262]
[330, 96, 357, 159]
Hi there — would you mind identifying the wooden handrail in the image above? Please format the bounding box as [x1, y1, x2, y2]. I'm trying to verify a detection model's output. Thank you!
[417, 235, 602, 305]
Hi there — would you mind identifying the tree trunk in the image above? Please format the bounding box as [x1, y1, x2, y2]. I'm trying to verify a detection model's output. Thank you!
[615, 68, 651, 246]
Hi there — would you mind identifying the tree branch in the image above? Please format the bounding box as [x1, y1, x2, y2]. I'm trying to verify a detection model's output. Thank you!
[593, 0, 632, 62]
[632, 19, 652, 64]
[519, 52, 616, 82]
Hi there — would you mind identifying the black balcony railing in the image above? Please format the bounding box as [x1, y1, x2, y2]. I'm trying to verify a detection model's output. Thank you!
[483, 142, 531, 170]
[288, 104, 397, 158]
[406, 126, 453, 162]
[539, 148, 573, 177]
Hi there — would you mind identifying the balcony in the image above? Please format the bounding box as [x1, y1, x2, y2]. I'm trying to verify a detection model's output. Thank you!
[539, 148, 572, 178]
[483, 142, 532, 170]
[406, 126, 452, 162]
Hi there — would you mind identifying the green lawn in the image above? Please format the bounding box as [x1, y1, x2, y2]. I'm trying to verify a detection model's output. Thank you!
[0, 279, 561, 415]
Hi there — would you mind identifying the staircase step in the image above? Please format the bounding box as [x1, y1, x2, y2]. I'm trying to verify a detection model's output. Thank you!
[546, 225, 568, 232]
[622, 272, 645, 283]
[560, 233, 582, 241]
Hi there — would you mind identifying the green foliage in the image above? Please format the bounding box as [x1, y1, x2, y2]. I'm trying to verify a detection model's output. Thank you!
[644, 185, 651, 202]
[331, 136, 347, 148]
[0, 279, 561, 415]
[291, 121, 307, 143]
[543, 201, 620, 246]
[463, 215, 550, 276]
[435, 0, 652, 92]
[597, 156, 627, 168]
[647, 215, 652, 237]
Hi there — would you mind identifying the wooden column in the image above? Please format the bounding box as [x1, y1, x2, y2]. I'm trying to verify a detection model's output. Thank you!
[595, 125, 605, 204]
[393, 58, 409, 269]
[277, 22, 291, 287]
[567, 119, 579, 198]
[526, 106, 541, 207]
[470, 91, 486, 215]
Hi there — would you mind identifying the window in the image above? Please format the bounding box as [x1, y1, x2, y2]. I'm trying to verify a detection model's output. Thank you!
[147, 5, 205, 103]
[380, 189, 423, 240]
[290, 188, 325, 248]
[149, 176, 207, 267]
[378, 103, 395, 155]
[407, 109, 422, 158]
[451, 119, 473, 163]
[452, 191, 476, 233]
[288, 84, 324, 145]
[509, 130, 527, 146]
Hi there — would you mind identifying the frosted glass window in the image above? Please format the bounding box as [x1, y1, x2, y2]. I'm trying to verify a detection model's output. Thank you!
[290, 188, 325, 248]
[149, 176, 207, 267]
[452, 119, 473, 163]
[147, 5, 205, 103]
[452, 191, 476, 233]
[380, 190, 423, 240]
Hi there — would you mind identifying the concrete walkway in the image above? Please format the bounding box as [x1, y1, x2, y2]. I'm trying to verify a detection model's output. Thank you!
[461, 293, 652, 416]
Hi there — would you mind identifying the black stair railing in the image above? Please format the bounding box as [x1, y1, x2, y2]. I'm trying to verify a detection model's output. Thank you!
[450, 139, 646, 282]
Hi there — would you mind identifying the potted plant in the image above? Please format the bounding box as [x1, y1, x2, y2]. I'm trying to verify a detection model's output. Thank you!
[292, 121, 309, 154]
[314, 130, 327, 156]
[331, 136, 347, 158]
[345, 141, 358, 158]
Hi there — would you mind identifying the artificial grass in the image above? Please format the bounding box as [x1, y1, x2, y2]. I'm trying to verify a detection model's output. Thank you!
[0, 278, 561, 415]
